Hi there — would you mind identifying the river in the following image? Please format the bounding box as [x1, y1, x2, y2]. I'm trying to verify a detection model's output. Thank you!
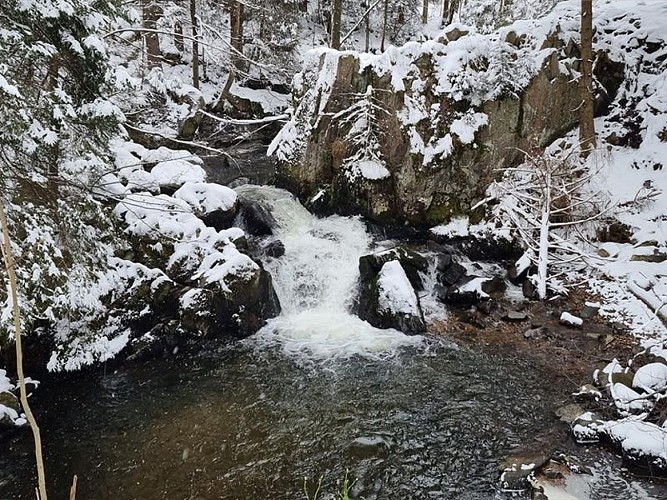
[1, 187, 666, 499]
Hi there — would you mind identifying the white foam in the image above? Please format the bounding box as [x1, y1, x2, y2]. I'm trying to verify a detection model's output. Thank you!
[236, 185, 424, 360]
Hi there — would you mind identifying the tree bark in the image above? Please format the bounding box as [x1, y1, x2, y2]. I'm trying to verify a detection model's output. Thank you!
[579, 0, 596, 155]
[174, 22, 184, 53]
[422, 0, 429, 24]
[190, 0, 199, 88]
[143, 0, 162, 67]
[230, 0, 244, 71]
[380, 0, 389, 51]
[331, 0, 343, 49]
[0, 201, 48, 500]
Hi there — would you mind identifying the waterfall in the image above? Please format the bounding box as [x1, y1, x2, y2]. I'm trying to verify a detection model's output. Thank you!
[235, 185, 423, 361]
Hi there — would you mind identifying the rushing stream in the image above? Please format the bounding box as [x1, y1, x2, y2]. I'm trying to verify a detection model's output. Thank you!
[2, 187, 667, 499]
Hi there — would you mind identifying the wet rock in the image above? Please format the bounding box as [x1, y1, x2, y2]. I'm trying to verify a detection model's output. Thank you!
[522, 279, 537, 299]
[348, 435, 391, 460]
[359, 247, 428, 291]
[264, 239, 285, 258]
[181, 267, 281, 338]
[436, 252, 453, 272]
[555, 403, 586, 424]
[438, 262, 467, 287]
[571, 411, 605, 444]
[481, 276, 507, 296]
[357, 259, 425, 335]
[581, 302, 601, 319]
[444, 277, 490, 308]
[502, 310, 529, 322]
[237, 199, 277, 236]
[524, 326, 547, 339]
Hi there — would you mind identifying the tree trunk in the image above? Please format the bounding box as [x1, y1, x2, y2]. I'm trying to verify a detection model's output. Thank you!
[230, 0, 244, 71]
[441, 0, 449, 26]
[331, 0, 343, 49]
[579, 0, 596, 155]
[380, 0, 389, 52]
[422, 0, 429, 24]
[174, 22, 184, 53]
[447, 0, 458, 24]
[365, 8, 370, 52]
[143, 0, 161, 67]
[190, 0, 199, 88]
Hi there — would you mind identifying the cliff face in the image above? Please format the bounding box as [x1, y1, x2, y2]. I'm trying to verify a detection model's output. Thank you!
[270, 5, 624, 226]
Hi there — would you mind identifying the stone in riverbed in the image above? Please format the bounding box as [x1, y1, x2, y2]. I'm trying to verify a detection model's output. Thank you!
[357, 259, 425, 335]
[264, 239, 285, 258]
[237, 199, 277, 236]
[502, 310, 529, 322]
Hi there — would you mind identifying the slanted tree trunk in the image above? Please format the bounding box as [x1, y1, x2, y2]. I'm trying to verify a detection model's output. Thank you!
[143, 0, 162, 67]
[331, 0, 343, 49]
[579, 0, 596, 155]
[422, 0, 428, 24]
[0, 201, 48, 500]
[190, 0, 199, 88]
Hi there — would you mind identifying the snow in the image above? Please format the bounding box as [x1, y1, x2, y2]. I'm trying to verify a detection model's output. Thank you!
[610, 382, 652, 415]
[0, 369, 14, 394]
[604, 420, 667, 468]
[633, 363, 667, 394]
[150, 159, 207, 188]
[173, 182, 238, 215]
[430, 217, 470, 238]
[350, 159, 391, 180]
[377, 261, 420, 316]
[450, 111, 488, 144]
[560, 312, 583, 327]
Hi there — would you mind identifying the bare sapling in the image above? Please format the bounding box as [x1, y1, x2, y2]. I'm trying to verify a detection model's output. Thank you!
[488, 147, 614, 299]
[0, 200, 48, 500]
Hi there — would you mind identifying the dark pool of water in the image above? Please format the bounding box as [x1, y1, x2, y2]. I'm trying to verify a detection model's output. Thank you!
[1, 340, 666, 499]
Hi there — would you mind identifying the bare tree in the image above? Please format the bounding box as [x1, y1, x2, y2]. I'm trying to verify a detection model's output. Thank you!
[579, 0, 596, 155]
[422, 0, 428, 24]
[488, 149, 613, 299]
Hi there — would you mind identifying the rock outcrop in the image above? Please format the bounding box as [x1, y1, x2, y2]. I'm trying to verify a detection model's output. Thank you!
[270, 19, 623, 226]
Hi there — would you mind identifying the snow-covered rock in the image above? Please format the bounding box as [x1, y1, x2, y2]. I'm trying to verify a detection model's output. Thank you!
[633, 363, 667, 394]
[357, 252, 426, 335]
[173, 182, 238, 230]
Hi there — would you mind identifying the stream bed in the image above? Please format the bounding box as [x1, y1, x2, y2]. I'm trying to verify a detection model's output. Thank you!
[2, 186, 667, 499]
[2, 345, 667, 499]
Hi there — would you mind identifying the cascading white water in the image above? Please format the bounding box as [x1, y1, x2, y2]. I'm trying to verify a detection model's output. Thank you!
[235, 185, 423, 360]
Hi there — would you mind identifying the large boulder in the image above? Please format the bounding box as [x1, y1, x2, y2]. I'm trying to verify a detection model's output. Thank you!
[237, 199, 278, 236]
[180, 266, 280, 338]
[358, 259, 425, 335]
